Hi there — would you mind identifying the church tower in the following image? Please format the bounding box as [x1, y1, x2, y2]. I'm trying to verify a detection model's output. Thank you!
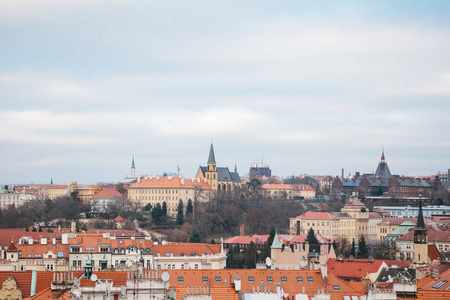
[412, 201, 428, 266]
[205, 143, 218, 190]
[130, 156, 136, 178]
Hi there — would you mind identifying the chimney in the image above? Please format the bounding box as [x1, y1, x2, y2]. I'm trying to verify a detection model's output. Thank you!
[239, 224, 245, 236]
[342, 169, 344, 179]
[70, 221, 76, 233]
[234, 276, 241, 291]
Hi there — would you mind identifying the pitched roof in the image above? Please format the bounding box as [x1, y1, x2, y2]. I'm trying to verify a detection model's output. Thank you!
[419, 267, 450, 291]
[91, 188, 124, 199]
[327, 258, 385, 280]
[165, 269, 363, 300]
[0, 229, 66, 246]
[0, 271, 33, 298]
[110, 238, 153, 249]
[129, 176, 211, 190]
[261, 184, 294, 190]
[18, 243, 69, 259]
[153, 243, 220, 257]
[397, 227, 450, 242]
[296, 212, 338, 219]
[207, 143, 216, 164]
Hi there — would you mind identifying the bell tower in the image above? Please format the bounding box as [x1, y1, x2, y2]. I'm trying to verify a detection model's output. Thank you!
[412, 201, 428, 266]
[205, 143, 218, 190]
[131, 155, 136, 178]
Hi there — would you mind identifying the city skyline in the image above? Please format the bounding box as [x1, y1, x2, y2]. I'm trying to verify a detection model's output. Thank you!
[1, 1, 450, 184]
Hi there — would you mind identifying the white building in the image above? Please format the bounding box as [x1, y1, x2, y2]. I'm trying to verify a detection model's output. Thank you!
[373, 205, 450, 218]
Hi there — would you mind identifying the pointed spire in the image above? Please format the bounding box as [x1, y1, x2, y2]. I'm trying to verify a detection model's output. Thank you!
[381, 147, 385, 163]
[270, 230, 282, 249]
[207, 143, 216, 164]
[234, 164, 237, 172]
[417, 201, 426, 229]
[131, 155, 135, 169]
[50, 178, 53, 185]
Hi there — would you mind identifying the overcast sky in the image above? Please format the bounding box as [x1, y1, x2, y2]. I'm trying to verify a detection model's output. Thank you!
[1, 0, 450, 185]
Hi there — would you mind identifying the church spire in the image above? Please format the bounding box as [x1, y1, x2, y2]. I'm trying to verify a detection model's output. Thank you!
[207, 143, 216, 164]
[131, 155, 135, 169]
[270, 230, 282, 249]
[130, 155, 136, 178]
[234, 164, 237, 172]
[381, 147, 385, 163]
[417, 201, 426, 229]
[50, 178, 53, 185]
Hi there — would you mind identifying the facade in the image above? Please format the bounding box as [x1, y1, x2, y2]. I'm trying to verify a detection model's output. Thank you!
[0, 188, 24, 209]
[39, 184, 71, 200]
[90, 187, 126, 216]
[373, 205, 450, 218]
[128, 176, 211, 217]
[290, 196, 379, 241]
[195, 143, 242, 192]
[249, 163, 272, 179]
[261, 184, 316, 199]
[153, 243, 226, 270]
[72, 182, 102, 204]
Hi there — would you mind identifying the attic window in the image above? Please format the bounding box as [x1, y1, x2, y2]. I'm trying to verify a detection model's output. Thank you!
[248, 277, 254, 282]
[296, 277, 303, 282]
[215, 277, 221, 282]
[433, 281, 448, 289]
[178, 277, 184, 282]
[333, 285, 340, 290]
[267, 277, 273, 282]
[307, 277, 313, 282]
[139, 240, 143, 244]
[202, 277, 208, 282]
[119, 240, 123, 244]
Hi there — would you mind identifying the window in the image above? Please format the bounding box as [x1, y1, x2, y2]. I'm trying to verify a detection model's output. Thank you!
[281, 277, 287, 282]
[248, 277, 254, 282]
[297, 277, 303, 282]
[307, 277, 313, 282]
[433, 281, 448, 289]
[195, 264, 198, 269]
[333, 285, 340, 290]
[215, 277, 221, 282]
[202, 277, 208, 282]
[85, 247, 95, 251]
[72, 247, 80, 253]
[178, 277, 184, 282]
[267, 277, 273, 282]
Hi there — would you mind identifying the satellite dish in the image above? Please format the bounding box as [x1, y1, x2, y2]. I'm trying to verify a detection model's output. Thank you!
[265, 257, 272, 267]
[91, 274, 98, 281]
[161, 271, 170, 282]
[126, 260, 132, 268]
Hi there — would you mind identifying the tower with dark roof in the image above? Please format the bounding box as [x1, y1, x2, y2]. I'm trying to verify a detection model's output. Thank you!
[205, 143, 218, 190]
[413, 201, 429, 266]
[375, 148, 392, 179]
[131, 155, 136, 178]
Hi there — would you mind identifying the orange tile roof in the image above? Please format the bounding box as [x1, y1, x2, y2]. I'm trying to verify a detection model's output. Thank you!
[67, 234, 110, 251]
[110, 238, 153, 249]
[153, 243, 220, 256]
[40, 185, 69, 190]
[79, 271, 127, 287]
[91, 188, 124, 199]
[129, 177, 211, 190]
[223, 235, 269, 245]
[166, 269, 362, 300]
[419, 268, 450, 291]
[0, 271, 33, 298]
[327, 258, 384, 280]
[18, 243, 68, 259]
[27, 287, 72, 300]
[114, 215, 125, 222]
[296, 212, 338, 219]
[292, 184, 316, 192]
[84, 229, 140, 236]
[0, 229, 65, 246]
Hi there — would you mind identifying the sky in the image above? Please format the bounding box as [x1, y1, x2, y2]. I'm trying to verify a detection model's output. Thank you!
[1, 0, 450, 184]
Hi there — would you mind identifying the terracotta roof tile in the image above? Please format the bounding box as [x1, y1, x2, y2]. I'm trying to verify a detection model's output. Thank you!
[327, 258, 384, 280]
[91, 188, 124, 199]
[0, 271, 33, 298]
[129, 177, 211, 190]
[153, 243, 220, 256]
[296, 212, 338, 219]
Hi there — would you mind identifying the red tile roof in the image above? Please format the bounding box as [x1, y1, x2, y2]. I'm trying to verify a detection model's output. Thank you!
[166, 269, 362, 300]
[223, 235, 269, 245]
[0, 271, 33, 298]
[153, 243, 220, 256]
[67, 234, 110, 250]
[296, 212, 338, 219]
[327, 258, 384, 280]
[18, 243, 68, 259]
[110, 238, 153, 249]
[129, 177, 211, 190]
[0, 230, 65, 247]
[261, 184, 294, 190]
[91, 188, 124, 199]
[396, 227, 450, 242]
[114, 215, 125, 222]
[79, 271, 127, 287]
[419, 268, 450, 291]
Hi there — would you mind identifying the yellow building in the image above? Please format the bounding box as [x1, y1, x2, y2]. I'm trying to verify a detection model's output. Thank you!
[290, 196, 380, 242]
[127, 176, 212, 217]
[71, 182, 103, 204]
[39, 184, 71, 200]
[196, 143, 242, 192]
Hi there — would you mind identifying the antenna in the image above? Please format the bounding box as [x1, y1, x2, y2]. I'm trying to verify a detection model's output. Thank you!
[161, 271, 170, 282]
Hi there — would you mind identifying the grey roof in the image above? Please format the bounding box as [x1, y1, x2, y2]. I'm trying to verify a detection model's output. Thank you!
[217, 167, 233, 182]
[230, 171, 241, 183]
[376, 267, 415, 283]
[207, 143, 216, 164]
[375, 162, 392, 179]
[385, 221, 415, 241]
[417, 201, 426, 229]
[341, 179, 361, 187]
[396, 178, 431, 188]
